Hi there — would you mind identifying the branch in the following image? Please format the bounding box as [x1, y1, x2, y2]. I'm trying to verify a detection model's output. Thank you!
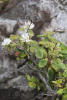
[37, 72, 56, 95]
[28, 64, 56, 95]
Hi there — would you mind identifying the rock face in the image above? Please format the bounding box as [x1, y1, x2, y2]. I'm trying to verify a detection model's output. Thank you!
[0, 0, 67, 44]
[0, 0, 67, 100]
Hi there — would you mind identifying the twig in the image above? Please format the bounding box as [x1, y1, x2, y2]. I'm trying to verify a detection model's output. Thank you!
[37, 72, 56, 95]
[28, 56, 57, 95]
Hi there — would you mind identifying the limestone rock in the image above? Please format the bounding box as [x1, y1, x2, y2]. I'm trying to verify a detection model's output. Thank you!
[0, 0, 67, 99]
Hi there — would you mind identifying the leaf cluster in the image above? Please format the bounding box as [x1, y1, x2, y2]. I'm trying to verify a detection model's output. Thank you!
[4, 27, 67, 99]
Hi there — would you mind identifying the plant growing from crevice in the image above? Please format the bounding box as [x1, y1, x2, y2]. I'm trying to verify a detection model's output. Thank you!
[1, 21, 67, 100]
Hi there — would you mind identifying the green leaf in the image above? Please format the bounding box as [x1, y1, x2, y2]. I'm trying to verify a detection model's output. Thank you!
[10, 35, 19, 40]
[28, 30, 34, 37]
[60, 43, 67, 50]
[38, 59, 48, 68]
[26, 75, 31, 81]
[29, 82, 36, 88]
[31, 76, 36, 82]
[48, 68, 54, 80]
[60, 43, 67, 59]
[35, 48, 43, 59]
[8, 46, 11, 51]
[58, 63, 66, 70]
[16, 57, 20, 60]
[52, 59, 66, 71]
[30, 40, 38, 48]
[63, 70, 67, 78]
[20, 51, 26, 58]
[42, 49, 47, 57]
[39, 41, 46, 46]
[57, 89, 63, 95]
[37, 34, 45, 38]
[52, 79, 63, 88]
[28, 61, 32, 64]
[63, 87, 67, 94]
[19, 27, 25, 31]
[61, 50, 67, 55]
[37, 86, 40, 91]
[52, 60, 58, 72]
[30, 47, 36, 53]
[62, 94, 67, 100]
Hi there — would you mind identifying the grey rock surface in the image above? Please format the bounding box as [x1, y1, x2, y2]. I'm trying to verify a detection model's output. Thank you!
[0, 0, 67, 100]
[0, 0, 67, 44]
[0, 51, 32, 91]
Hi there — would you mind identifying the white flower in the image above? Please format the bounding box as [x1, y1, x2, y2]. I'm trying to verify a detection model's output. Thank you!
[29, 23, 35, 29]
[24, 21, 35, 29]
[26, 39, 31, 42]
[21, 33, 29, 40]
[2, 38, 11, 46]
[21, 32, 31, 42]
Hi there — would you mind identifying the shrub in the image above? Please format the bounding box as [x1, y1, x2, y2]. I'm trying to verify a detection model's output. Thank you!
[2, 21, 67, 99]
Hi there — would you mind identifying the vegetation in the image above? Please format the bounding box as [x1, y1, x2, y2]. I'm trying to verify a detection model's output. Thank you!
[0, 0, 9, 4]
[2, 21, 67, 100]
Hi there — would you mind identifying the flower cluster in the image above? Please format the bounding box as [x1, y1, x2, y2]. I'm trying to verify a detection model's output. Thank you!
[24, 21, 34, 30]
[21, 32, 31, 42]
[19, 20, 35, 42]
[1, 21, 35, 46]
[2, 38, 11, 46]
